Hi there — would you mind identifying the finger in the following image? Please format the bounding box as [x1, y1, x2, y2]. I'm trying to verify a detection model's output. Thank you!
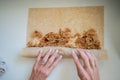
[49, 55, 62, 72]
[34, 50, 42, 70]
[82, 50, 95, 79]
[42, 49, 52, 65]
[72, 50, 86, 75]
[77, 49, 90, 69]
[72, 50, 81, 68]
[92, 53, 100, 80]
[72, 51, 89, 79]
[45, 50, 58, 68]
[85, 51, 95, 69]
[79, 58, 84, 67]
[91, 53, 98, 68]
[37, 50, 42, 62]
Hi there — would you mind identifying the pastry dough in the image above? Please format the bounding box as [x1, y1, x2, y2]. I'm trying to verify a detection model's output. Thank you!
[21, 47, 108, 61]
[21, 6, 108, 60]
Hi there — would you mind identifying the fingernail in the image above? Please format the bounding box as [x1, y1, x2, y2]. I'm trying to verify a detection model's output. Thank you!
[46, 49, 52, 55]
[60, 55, 63, 59]
[80, 49, 85, 53]
[72, 50, 76, 56]
[49, 49, 52, 53]
[53, 49, 58, 55]
[77, 49, 81, 53]
[39, 49, 42, 53]
[86, 50, 90, 53]
[38, 50, 42, 55]
[72, 50, 75, 54]
[55, 49, 58, 53]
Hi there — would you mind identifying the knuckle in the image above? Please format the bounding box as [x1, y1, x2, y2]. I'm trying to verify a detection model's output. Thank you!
[42, 59, 46, 63]
[80, 74, 87, 80]
[45, 72, 49, 77]
[52, 54, 56, 57]
[33, 67, 37, 71]
[38, 68, 41, 72]
[82, 76, 88, 80]
[42, 71, 49, 77]
[33, 66, 39, 71]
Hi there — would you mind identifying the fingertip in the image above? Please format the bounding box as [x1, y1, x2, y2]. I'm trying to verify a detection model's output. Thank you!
[72, 50, 74, 54]
[78, 49, 86, 56]
[39, 49, 42, 53]
[56, 49, 59, 53]
[72, 50, 75, 53]
[54, 49, 59, 55]
[59, 55, 63, 60]
[46, 49, 52, 55]
[76, 49, 83, 54]
[37, 49, 42, 57]
[80, 49, 84, 52]
[55, 55, 63, 64]
[72, 50, 79, 60]
[84, 50, 89, 55]
[72, 50, 76, 57]
[72, 50, 77, 54]
[49, 49, 52, 52]
[72, 50, 79, 56]
[76, 49, 79, 53]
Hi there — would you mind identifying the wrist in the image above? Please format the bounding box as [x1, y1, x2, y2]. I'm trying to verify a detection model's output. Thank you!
[29, 72, 46, 80]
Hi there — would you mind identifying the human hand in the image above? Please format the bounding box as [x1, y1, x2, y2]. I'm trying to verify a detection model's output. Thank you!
[72, 49, 100, 80]
[29, 49, 62, 80]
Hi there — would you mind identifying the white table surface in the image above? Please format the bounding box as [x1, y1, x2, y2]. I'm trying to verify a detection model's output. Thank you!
[0, 0, 120, 80]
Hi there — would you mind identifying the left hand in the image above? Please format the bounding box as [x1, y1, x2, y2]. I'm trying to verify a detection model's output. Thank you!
[29, 49, 62, 80]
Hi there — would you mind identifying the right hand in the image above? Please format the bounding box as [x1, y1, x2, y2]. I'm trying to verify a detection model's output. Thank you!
[72, 49, 100, 80]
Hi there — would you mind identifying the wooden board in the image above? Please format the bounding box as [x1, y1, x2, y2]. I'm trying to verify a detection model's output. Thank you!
[27, 6, 104, 48]
[21, 6, 107, 60]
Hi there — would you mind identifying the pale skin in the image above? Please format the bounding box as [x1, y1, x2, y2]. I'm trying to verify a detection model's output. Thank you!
[72, 49, 100, 80]
[29, 49, 62, 80]
[30, 49, 100, 80]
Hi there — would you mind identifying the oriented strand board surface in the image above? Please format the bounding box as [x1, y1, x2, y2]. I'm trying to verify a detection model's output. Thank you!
[27, 6, 104, 48]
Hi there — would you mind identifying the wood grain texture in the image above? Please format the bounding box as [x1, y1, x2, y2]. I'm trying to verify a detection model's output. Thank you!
[22, 6, 107, 60]
[27, 6, 104, 48]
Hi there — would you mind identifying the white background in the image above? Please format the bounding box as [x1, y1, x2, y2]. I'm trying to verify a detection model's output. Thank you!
[0, 0, 120, 80]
